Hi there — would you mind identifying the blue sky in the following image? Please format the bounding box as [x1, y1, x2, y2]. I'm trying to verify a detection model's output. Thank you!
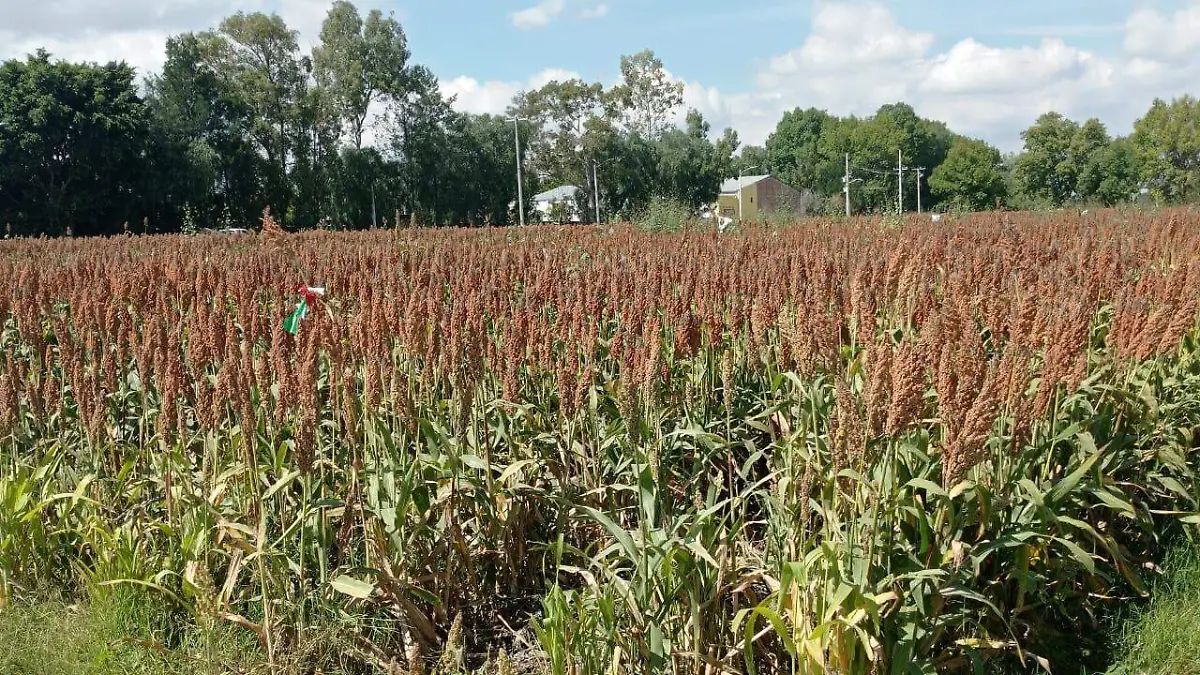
[408, 0, 1135, 86]
[4, 0, 1199, 150]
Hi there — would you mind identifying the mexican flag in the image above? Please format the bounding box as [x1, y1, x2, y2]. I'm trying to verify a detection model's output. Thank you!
[283, 285, 324, 335]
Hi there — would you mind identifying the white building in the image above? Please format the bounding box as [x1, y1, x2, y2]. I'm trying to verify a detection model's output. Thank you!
[532, 185, 584, 224]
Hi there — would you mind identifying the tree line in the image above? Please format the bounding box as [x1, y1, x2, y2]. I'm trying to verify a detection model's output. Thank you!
[751, 97, 1200, 215]
[1, 1, 1198, 237]
[0, 3, 738, 236]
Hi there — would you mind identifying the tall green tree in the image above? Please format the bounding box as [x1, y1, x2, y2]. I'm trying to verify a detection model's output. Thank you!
[710, 128, 740, 183]
[385, 65, 458, 224]
[1077, 137, 1141, 206]
[145, 33, 262, 229]
[0, 51, 150, 236]
[595, 131, 659, 219]
[868, 103, 953, 211]
[656, 110, 724, 208]
[928, 137, 1007, 212]
[1131, 95, 1200, 202]
[1064, 117, 1111, 203]
[766, 107, 833, 193]
[312, 1, 411, 149]
[455, 113, 521, 225]
[764, 103, 956, 213]
[1068, 118, 1110, 176]
[512, 77, 605, 189]
[605, 49, 683, 139]
[885, 104, 954, 210]
[875, 103, 946, 166]
[735, 145, 769, 176]
[328, 146, 390, 227]
[289, 82, 343, 226]
[817, 115, 896, 213]
[199, 12, 306, 217]
[1012, 112, 1080, 206]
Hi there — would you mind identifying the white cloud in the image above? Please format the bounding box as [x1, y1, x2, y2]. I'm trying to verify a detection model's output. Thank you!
[707, 1, 1200, 150]
[580, 3, 609, 20]
[762, 2, 932, 81]
[1124, 3, 1200, 61]
[664, 76, 778, 145]
[1003, 24, 1123, 38]
[441, 77, 524, 116]
[0, 30, 174, 80]
[0, 0, 335, 80]
[0, 0, 234, 37]
[923, 39, 1102, 96]
[280, 0, 333, 53]
[0, 0, 249, 77]
[442, 67, 581, 115]
[750, 2, 934, 126]
[512, 0, 565, 30]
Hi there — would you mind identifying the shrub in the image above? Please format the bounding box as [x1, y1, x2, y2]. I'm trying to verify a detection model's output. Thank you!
[636, 196, 698, 232]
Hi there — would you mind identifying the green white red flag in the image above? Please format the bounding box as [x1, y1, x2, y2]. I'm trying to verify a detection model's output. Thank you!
[283, 285, 324, 335]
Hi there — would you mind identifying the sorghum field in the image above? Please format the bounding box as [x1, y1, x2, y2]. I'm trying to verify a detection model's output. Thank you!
[2, 209, 1200, 675]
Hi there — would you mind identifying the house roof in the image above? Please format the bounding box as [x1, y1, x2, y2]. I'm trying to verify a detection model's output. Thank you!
[719, 175, 770, 195]
[533, 185, 583, 202]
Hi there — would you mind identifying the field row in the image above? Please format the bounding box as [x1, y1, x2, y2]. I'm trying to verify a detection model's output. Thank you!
[2, 210, 1200, 674]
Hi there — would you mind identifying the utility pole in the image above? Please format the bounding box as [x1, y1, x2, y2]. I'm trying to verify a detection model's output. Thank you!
[914, 167, 926, 214]
[844, 153, 851, 217]
[738, 165, 759, 222]
[575, 144, 601, 225]
[842, 153, 863, 217]
[737, 170, 744, 222]
[897, 149, 904, 214]
[371, 184, 377, 229]
[592, 159, 601, 224]
[507, 117, 526, 226]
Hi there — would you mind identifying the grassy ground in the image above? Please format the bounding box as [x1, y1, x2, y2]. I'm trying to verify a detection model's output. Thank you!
[0, 591, 263, 675]
[0, 588, 499, 675]
[1107, 542, 1200, 675]
[0, 600, 172, 675]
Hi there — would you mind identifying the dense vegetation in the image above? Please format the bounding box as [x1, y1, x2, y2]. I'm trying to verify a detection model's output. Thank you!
[759, 101, 1200, 214]
[2, 209, 1199, 674]
[0, 3, 735, 236]
[4, 1, 1200, 237]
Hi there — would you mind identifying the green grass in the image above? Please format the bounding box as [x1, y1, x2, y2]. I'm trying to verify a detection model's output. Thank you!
[0, 600, 171, 675]
[0, 585, 483, 674]
[1108, 542, 1200, 675]
[0, 591, 264, 675]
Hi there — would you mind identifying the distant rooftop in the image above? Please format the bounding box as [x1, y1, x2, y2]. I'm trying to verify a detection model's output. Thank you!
[719, 175, 769, 194]
[533, 185, 583, 202]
